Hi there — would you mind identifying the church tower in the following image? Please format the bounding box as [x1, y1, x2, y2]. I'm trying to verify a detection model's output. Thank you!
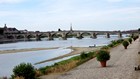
[70, 23, 73, 32]
[4, 24, 7, 28]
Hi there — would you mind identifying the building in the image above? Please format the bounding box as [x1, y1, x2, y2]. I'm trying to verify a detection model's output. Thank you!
[3, 24, 19, 34]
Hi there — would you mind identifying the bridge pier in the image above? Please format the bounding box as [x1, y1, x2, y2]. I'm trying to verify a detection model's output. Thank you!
[91, 33, 97, 39]
[118, 32, 122, 38]
[61, 33, 67, 40]
[36, 34, 41, 41]
[76, 32, 83, 39]
[106, 33, 110, 38]
[26, 35, 32, 41]
[48, 36, 53, 40]
[47, 33, 54, 40]
[23, 35, 28, 41]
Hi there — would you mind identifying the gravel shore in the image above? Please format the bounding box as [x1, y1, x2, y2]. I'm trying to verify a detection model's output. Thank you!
[40, 39, 140, 79]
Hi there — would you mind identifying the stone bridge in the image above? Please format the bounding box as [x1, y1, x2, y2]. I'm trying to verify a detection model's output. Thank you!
[3, 30, 123, 41]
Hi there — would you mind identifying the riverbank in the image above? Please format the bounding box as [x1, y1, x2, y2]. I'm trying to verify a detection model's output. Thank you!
[35, 46, 101, 64]
[0, 47, 59, 54]
[40, 39, 140, 79]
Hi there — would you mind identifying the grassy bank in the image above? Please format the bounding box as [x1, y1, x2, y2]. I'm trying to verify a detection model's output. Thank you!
[38, 51, 95, 75]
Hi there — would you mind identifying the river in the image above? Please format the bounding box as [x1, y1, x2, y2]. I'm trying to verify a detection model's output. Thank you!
[0, 35, 127, 77]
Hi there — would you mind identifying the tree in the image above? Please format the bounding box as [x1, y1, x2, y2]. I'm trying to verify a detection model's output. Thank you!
[138, 28, 140, 31]
[58, 28, 61, 31]
[12, 63, 36, 79]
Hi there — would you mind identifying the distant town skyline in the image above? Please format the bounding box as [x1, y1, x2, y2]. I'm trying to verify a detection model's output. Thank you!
[0, 0, 140, 31]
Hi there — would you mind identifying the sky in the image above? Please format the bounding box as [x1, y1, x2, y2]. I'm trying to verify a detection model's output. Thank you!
[0, 0, 140, 31]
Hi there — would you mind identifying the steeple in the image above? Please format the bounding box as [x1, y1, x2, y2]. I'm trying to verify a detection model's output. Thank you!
[70, 23, 73, 32]
[4, 24, 7, 29]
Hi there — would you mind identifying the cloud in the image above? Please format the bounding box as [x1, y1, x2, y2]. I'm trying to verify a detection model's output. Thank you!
[0, 0, 25, 4]
[0, 0, 140, 31]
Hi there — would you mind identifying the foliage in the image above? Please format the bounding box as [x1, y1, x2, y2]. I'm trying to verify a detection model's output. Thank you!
[122, 41, 129, 49]
[108, 43, 114, 47]
[128, 38, 132, 44]
[133, 35, 139, 41]
[12, 63, 36, 79]
[116, 39, 124, 43]
[14, 76, 24, 79]
[87, 51, 95, 58]
[138, 28, 140, 32]
[101, 39, 124, 50]
[101, 46, 109, 50]
[80, 52, 88, 59]
[96, 50, 110, 61]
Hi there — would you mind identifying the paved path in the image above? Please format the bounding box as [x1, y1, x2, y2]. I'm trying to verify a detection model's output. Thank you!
[41, 39, 140, 79]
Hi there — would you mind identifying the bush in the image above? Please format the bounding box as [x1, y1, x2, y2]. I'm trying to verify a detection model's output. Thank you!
[96, 50, 110, 61]
[12, 63, 36, 79]
[116, 39, 124, 43]
[133, 36, 139, 41]
[122, 41, 129, 49]
[101, 46, 109, 50]
[80, 52, 88, 59]
[128, 38, 132, 44]
[108, 44, 114, 47]
[14, 76, 24, 79]
[111, 40, 117, 45]
[87, 51, 95, 58]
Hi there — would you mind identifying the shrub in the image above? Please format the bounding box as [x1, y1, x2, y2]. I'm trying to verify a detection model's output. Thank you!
[87, 51, 95, 58]
[111, 40, 117, 45]
[116, 39, 124, 43]
[14, 76, 24, 79]
[108, 44, 114, 47]
[80, 52, 88, 59]
[101, 46, 109, 50]
[122, 41, 129, 49]
[96, 50, 110, 61]
[128, 38, 132, 44]
[133, 36, 139, 41]
[12, 63, 36, 79]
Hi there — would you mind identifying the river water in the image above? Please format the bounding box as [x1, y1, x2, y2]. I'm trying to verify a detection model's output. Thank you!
[0, 35, 127, 77]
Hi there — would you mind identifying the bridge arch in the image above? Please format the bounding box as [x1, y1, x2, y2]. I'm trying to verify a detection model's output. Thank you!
[80, 32, 91, 37]
[27, 34, 36, 41]
[65, 32, 76, 38]
[39, 33, 48, 38]
[16, 35, 25, 39]
[7, 35, 15, 39]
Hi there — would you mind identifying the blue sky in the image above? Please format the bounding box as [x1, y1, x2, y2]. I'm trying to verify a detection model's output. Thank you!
[0, 0, 140, 31]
